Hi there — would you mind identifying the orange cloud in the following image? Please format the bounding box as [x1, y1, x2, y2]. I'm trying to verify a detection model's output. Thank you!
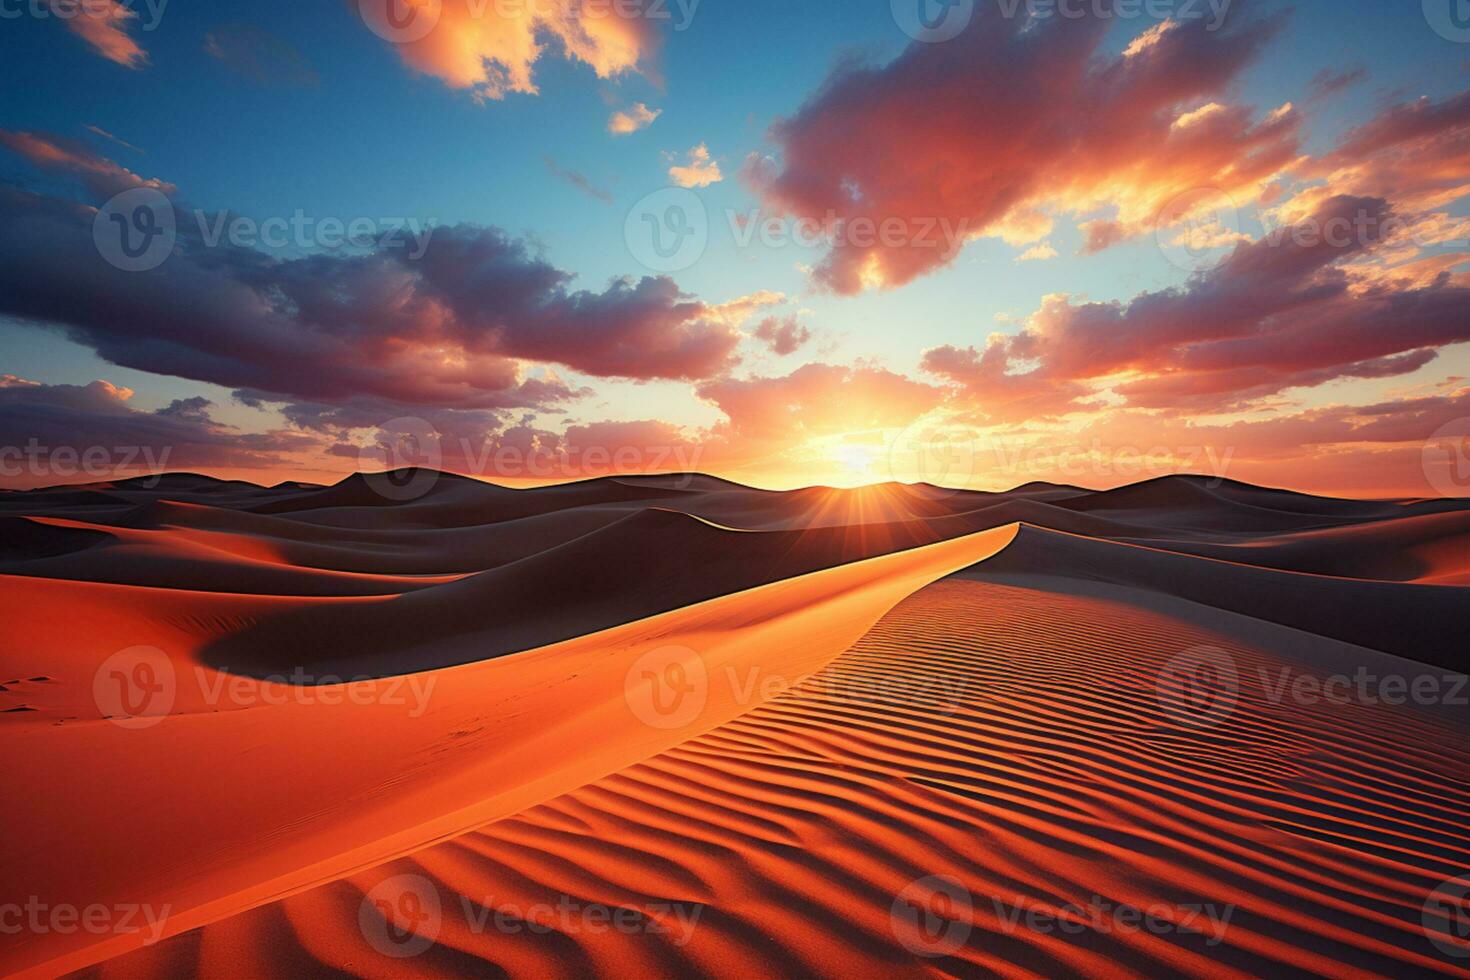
[608, 101, 660, 134]
[50, 0, 148, 68]
[750, 6, 1298, 292]
[373, 0, 658, 100]
[667, 143, 722, 188]
[0, 130, 174, 200]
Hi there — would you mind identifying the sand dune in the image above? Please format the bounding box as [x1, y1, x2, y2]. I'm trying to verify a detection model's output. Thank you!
[2, 471, 1467, 977]
[83, 569, 1470, 978]
[0, 516, 1017, 977]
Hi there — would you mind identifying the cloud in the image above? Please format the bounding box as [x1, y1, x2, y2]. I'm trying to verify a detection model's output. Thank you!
[1077, 220, 1126, 255]
[204, 22, 319, 87]
[543, 155, 612, 202]
[1308, 65, 1367, 100]
[608, 102, 660, 135]
[705, 290, 785, 326]
[667, 143, 722, 188]
[83, 125, 142, 154]
[374, 0, 659, 101]
[748, 4, 1297, 292]
[0, 184, 748, 423]
[1016, 243, 1058, 263]
[753, 315, 811, 356]
[1294, 89, 1470, 218]
[0, 376, 318, 488]
[925, 195, 1470, 418]
[49, 0, 148, 68]
[0, 130, 174, 201]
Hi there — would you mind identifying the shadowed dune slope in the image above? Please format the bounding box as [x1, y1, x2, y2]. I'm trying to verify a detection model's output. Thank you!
[970, 524, 1470, 672]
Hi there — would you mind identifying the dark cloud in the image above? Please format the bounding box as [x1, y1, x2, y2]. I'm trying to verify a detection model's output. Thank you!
[543, 156, 613, 203]
[0, 376, 318, 487]
[203, 23, 319, 87]
[0, 184, 745, 423]
[925, 195, 1470, 417]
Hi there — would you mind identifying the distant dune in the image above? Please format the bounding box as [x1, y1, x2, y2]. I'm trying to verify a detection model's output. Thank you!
[1, 472, 1467, 977]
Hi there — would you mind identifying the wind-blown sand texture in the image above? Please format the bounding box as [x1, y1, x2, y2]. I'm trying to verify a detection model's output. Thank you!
[2, 472, 1467, 977]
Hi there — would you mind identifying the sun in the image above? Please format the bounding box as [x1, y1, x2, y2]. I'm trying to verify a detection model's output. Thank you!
[834, 444, 876, 480]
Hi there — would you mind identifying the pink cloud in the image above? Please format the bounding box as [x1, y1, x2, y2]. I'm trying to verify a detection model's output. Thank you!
[749, 5, 1297, 291]
[0, 130, 174, 200]
[925, 194, 1470, 417]
[753, 315, 811, 356]
[51, 0, 148, 68]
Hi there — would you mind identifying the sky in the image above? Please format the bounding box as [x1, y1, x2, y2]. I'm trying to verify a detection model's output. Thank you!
[1, 0, 1469, 495]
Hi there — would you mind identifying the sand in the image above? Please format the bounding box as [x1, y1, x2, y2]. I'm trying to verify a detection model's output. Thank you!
[1, 471, 1467, 977]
